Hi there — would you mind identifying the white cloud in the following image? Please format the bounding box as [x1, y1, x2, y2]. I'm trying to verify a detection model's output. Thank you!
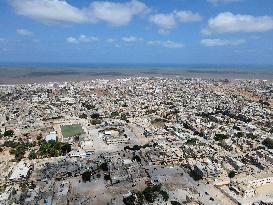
[174, 10, 202, 23]
[203, 12, 273, 35]
[147, 40, 184, 48]
[66, 37, 78, 44]
[163, 40, 184, 48]
[207, 0, 241, 4]
[147, 40, 161, 46]
[79, 35, 99, 42]
[201, 38, 245, 47]
[149, 10, 202, 34]
[149, 13, 176, 31]
[66, 35, 99, 44]
[9, 0, 148, 26]
[88, 0, 149, 26]
[122, 36, 142, 43]
[17, 28, 33, 36]
[106, 38, 117, 43]
[10, 0, 88, 24]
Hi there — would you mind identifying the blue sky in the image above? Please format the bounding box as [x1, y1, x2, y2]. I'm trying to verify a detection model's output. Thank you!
[0, 0, 273, 65]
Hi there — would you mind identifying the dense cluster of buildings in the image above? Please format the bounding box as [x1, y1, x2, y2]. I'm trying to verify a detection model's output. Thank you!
[0, 77, 272, 205]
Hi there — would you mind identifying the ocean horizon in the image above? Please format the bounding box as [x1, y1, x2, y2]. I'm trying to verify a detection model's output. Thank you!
[0, 63, 273, 72]
[0, 63, 272, 84]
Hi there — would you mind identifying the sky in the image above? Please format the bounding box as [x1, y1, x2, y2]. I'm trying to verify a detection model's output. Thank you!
[0, 0, 273, 65]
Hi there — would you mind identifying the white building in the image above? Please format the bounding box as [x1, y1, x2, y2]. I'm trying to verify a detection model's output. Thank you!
[46, 131, 57, 142]
[103, 130, 129, 144]
[230, 172, 273, 198]
[68, 150, 87, 158]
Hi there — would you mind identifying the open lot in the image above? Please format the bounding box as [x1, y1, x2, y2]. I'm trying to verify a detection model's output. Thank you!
[61, 124, 85, 138]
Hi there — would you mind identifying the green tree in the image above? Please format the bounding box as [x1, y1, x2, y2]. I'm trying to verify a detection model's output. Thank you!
[82, 171, 91, 182]
[91, 119, 102, 125]
[4, 130, 14, 137]
[61, 143, 71, 155]
[28, 150, 37, 160]
[36, 134, 42, 141]
[143, 184, 161, 203]
[91, 113, 100, 119]
[100, 162, 108, 171]
[228, 171, 236, 178]
[38, 140, 71, 158]
[10, 144, 26, 161]
[160, 190, 169, 201]
[143, 186, 157, 203]
[123, 194, 136, 205]
[104, 174, 111, 181]
[4, 140, 17, 148]
[133, 145, 141, 150]
[214, 134, 228, 141]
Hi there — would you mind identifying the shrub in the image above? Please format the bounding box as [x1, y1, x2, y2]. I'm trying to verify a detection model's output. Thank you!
[228, 171, 236, 178]
[104, 174, 111, 181]
[4, 130, 14, 137]
[123, 194, 136, 205]
[91, 113, 100, 119]
[28, 150, 37, 160]
[10, 144, 27, 161]
[100, 162, 108, 171]
[4, 140, 18, 148]
[214, 134, 228, 141]
[82, 170, 91, 182]
[36, 134, 42, 141]
[160, 190, 169, 201]
[91, 119, 102, 125]
[143, 184, 162, 203]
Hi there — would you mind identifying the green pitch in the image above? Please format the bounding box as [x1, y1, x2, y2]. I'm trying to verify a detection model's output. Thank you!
[61, 124, 84, 138]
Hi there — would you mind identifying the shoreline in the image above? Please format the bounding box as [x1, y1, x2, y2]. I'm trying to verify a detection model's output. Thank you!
[0, 68, 273, 84]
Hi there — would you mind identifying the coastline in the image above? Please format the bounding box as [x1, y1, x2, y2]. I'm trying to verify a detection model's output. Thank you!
[0, 67, 273, 84]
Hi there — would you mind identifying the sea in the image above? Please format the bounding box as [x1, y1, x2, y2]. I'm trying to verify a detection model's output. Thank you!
[0, 63, 273, 84]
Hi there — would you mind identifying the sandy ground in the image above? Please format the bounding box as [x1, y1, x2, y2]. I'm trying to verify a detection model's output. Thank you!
[70, 177, 112, 205]
[127, 124, 148, 145]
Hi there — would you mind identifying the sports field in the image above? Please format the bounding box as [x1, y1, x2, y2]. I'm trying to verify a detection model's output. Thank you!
[61, 124, 84, 138]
